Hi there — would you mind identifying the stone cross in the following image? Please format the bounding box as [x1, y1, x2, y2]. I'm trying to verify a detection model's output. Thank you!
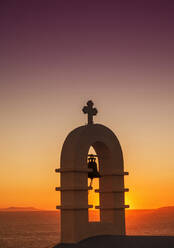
[82, 100, 98, 125]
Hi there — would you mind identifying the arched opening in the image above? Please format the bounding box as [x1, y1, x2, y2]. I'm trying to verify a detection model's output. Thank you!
[88, 146, 100, 222]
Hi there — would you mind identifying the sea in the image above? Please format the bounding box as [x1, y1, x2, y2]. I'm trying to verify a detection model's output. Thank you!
[0, 211, 60, 248]
[0, 209, 174, 248]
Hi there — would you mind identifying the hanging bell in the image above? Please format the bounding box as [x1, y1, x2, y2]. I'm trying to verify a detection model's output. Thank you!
[88, 154, 101, 182]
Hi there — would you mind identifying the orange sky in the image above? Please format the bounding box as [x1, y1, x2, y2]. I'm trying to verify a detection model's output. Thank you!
[0, 112, 174, 210]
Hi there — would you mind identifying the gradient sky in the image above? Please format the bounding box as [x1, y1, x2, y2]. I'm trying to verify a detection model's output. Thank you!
[0, 0, 174, 210]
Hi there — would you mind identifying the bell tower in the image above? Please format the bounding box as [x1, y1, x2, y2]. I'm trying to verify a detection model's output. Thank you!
[55, 100, 129, 243]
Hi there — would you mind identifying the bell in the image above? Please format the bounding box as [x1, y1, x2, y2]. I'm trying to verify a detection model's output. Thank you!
[88, 154, 101, 186]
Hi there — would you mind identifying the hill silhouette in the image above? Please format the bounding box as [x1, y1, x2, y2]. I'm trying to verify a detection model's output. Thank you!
[0, 206, 41, 212]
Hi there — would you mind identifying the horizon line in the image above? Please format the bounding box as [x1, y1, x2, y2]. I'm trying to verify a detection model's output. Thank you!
[1, 205, 174, 211]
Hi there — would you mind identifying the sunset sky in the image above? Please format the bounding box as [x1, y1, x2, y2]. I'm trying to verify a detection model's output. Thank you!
[0, 1, 174, 210]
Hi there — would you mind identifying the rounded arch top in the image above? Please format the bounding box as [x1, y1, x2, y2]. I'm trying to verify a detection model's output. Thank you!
[60, 124, 124, 172]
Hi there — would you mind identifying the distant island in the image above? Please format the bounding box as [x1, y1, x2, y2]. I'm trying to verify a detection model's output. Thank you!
[0, 207, 42, 212]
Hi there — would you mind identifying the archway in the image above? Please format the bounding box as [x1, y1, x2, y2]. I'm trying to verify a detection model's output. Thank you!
[55, 101, 129, 243]
[87, 146, 100, 222]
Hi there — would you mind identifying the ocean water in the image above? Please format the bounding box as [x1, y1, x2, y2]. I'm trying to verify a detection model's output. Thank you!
[0, 210, 174, 248]
[0, 211, 60, 248]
